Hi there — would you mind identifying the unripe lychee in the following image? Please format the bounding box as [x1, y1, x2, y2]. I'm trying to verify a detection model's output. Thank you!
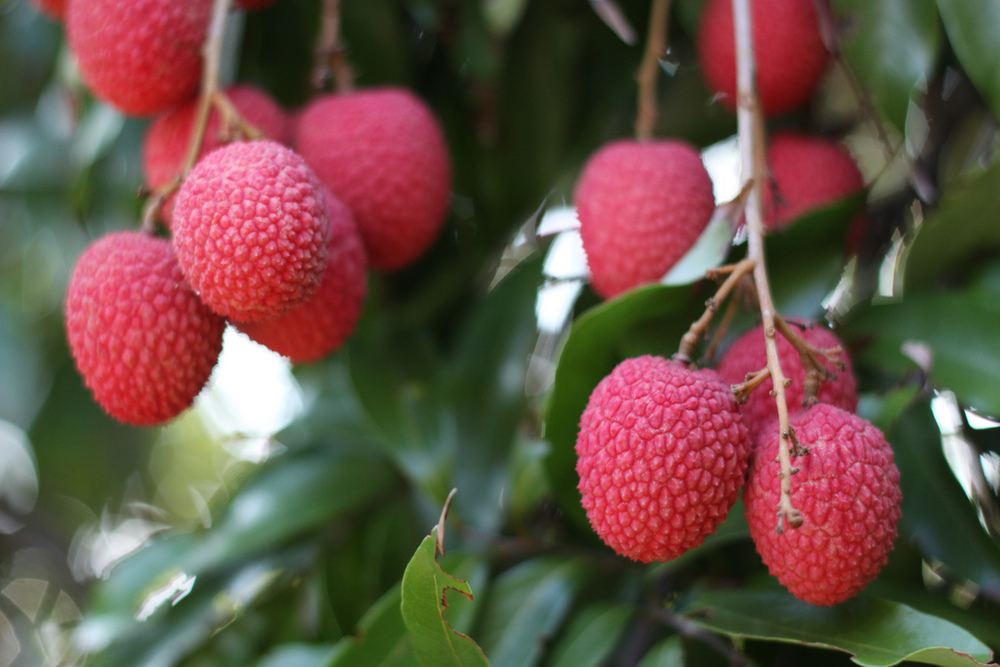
[65, 231, 225, 426]
[236, 190, 367, 363]
[763, 131, 865, 230]
[576, 356, 751, 563]
[744, 405, 902, 605]
[716, 322, 858, 437]
[697, 0, 830, 117]
[68, 0, 211, 116]
[143, 85, 289, 226]
[172, 140, 330, 323]
[295, 87, 452, 271]
[575, 140, 716, 299]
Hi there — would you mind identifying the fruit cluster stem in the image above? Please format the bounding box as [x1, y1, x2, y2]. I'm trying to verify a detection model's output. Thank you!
[676, 257, 755, 364]
[312, 0, 355, 93]
[731, 0, 801, 532]
[635, 0, 672, 140]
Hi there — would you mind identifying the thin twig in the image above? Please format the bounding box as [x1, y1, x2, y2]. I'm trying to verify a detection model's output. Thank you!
[635, 0, 672, 140]
[312, 0, 354, 93]
[731, 0, 802, 533]
[183, 0, 233, 176]
[649, 607, 750, 666]
[676, 258, 755, 363]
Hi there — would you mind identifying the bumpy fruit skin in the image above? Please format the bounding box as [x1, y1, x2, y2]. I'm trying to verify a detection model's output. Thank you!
[237, 190, 367, 363]
[697, 0, 829, 117]
[68, 0, 211, 116]
[576, 356, 751, 563]
[575, 140, 716, 299]
[295, 87, 452, 271]
[764, 132, 865, 230]
[31, 0, 67, 19]
[745, 405, 902, 605]
[717, 322, 857, 437]
[172, 140, 330, 323]
[65, 231, 225, 426]
[143, 85, 289, 226]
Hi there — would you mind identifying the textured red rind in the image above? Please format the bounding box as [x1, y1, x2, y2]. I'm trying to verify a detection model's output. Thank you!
[143, 85, 289, 227]
[172, 140, 330, 323]
[697, 0, 830, 117]
[65, 231, 225, 426]
[295, 87, 452, 271]
[237, 190, 367, 363]
[763, 131, 865, 230]
[576, 356, 751, 563]
[717, 322, 858, 437]
[744, 405, 902, 606]
[67, 0, 210, 116]
[575, 140, 716, 300]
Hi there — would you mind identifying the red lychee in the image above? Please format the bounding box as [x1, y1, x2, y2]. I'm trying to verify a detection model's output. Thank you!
[576, 356, 751, 563]
[236, 190, 367, 363]
[67, 0, 211, 116]
[575, 139, 716, 300]
[172, 140, 330, 323]
[716, 322, 858, 437]
[31, 0, 67, 19]
[65, 231, 225, 426]
[697, 0, 830, 117]
[744, 404, 902, 605]
[763, 131, 865, 230]
[143, 85, 289, 226]
[294, 87, 452, 271]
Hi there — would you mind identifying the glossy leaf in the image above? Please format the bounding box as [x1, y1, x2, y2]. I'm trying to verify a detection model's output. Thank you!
[846, 292, 1000, 417]
[400, 529, 489, 667]
[548, 603, 632, 667]
[833, 0, 940, 131]
[936, 0, 1000, 122]
[683, 590, 993, 666]
[474, 558, 588, 667]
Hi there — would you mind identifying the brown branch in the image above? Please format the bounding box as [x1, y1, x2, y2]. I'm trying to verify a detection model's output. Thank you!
[675, 258, 755, 364]
[635, 0, 672, 140]
[773, 317, 846, 408]
[312, 0, 355, 93]
[183, 0, 233, 176]
[731, 0, 802, 533]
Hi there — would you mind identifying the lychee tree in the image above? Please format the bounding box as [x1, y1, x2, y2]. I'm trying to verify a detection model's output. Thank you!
[0, 0, 999, 665]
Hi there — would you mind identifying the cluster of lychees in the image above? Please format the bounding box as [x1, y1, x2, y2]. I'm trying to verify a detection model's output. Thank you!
[574, 0, 901, 607]
[56, 0, 451, 427]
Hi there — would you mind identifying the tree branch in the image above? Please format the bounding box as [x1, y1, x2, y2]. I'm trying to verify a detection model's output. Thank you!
[635, 0, 672, 140]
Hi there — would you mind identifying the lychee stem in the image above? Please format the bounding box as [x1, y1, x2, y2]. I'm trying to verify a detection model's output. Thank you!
[635, 0, 672, 140]
[731, 0, 802, 533]
[183, 0, 234, 177]
[312, 0, 355, 93]
[773, 317, 847, 407]
[676, 257, 755, 364]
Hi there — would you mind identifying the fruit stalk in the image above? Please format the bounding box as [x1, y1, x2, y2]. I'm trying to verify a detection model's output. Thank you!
[183, 0, 233, 175]
[731, 0, 801, 532]
[312, 0, 354, 93]
[635, 0, 672, 140]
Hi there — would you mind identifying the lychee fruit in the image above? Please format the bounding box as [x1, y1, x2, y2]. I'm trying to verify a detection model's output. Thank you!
[763, 131, 865, 230]
[744, 404, 902, 605]
[716, 322, 858, 437]
[574, 139, 716, 300]
[576, 355, 751, 563]
[236, 0, 278, 9]
[172, 140, 330, 323]
[143, 85, 289, 226]
[236, 190, 367, 363]
[697, 0, 830, 117]
[294, 87, 452, 271]
[65, 231, 226, 426]
[67, 0, 211, 116]
[31, 0, 67, 20]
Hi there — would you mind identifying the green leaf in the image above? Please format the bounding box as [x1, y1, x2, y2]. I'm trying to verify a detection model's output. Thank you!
[637, 635, 685, 667]
[326, 585, 419, 667]
[683, 590, 993, 666]
[400, 529, 490, 667]
[474, 558, 588, 667]
[881, 397, 1000, 597]
[936, 0, 1000, 123]
[547, 603, 632, 667]
[543, 283, 706, 528]
[902, 163, 1000, 289]
[257, 644, 337, 667]
[846, 291, 1000, 417]
[832, 0, 940, 131]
